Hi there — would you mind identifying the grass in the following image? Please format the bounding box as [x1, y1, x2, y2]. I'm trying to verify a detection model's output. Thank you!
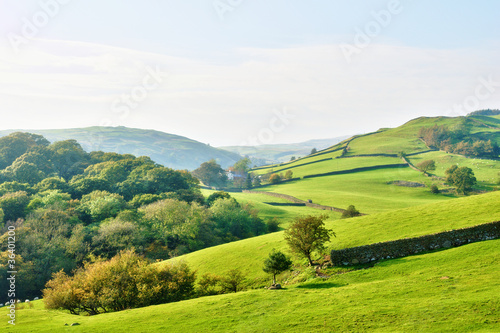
[4, 238, 499, 332]
[256, 167, 453, 214]
[153, 191, 500, 290]
[200, 189, 339, 227]
[259, 156, 403, 178]
[408, 150, 500, 186]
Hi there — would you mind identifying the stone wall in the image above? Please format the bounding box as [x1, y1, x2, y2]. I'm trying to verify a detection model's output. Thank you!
[330, 221, 500, 266]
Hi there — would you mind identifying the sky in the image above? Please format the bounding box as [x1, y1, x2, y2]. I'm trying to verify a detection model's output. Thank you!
[0, 0, 499, 147]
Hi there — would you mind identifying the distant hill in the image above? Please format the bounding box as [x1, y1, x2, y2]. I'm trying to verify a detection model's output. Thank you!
[221, 135, 351, 165]
[0, 127, 242, 171]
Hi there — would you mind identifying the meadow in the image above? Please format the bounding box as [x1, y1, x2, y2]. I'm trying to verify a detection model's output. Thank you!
[4, 238, 499, 332]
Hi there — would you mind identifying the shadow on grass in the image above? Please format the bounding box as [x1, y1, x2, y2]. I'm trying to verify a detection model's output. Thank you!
[296, 282, 345, 289]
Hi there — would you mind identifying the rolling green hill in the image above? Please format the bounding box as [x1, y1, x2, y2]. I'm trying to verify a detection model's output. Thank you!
[0, 127, 242, 171]
[221, 135, 351, 165]
[4, 192, 499, 332]
[249, 115, 499, 213]
[2, 114, 499, 332]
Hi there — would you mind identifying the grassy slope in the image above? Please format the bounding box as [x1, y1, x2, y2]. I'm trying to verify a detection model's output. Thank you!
[201, 189, 338, 227]
[408, 151, 500, 184]
[4, 239, 499, 332]
[258, 156, 403, 178]
[156, 191, 500, 285]
[248, 115, 499, 213]
[257, 168, 451, 214]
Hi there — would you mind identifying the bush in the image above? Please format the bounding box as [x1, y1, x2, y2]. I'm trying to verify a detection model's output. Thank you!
[43, 250, 196, 315]
[219, 269, 246, 293]
[430, 185, 440, 194]
[265, 217, 280, 233]
[341, 205, 361, 218]
[196, 273, 222, 296]
[269, 173, 282, 184]
[416, 160, 436, 173]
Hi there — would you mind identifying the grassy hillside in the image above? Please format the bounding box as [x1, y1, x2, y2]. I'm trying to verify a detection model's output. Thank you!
[0, 127, 242, 170]
[200, 189, 337, 226]
[256, 168, 450, 214]
[247, 115, 499, 214]
[221, 135, 350, 165]
[157, 191, 500, 285]
[4, 231, 499, 332]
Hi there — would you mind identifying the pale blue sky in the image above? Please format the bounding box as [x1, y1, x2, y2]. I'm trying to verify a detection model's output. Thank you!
[1, 1, 499, 146]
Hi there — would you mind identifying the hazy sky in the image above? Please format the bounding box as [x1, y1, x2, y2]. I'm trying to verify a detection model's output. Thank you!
[1, 0, 499, 146]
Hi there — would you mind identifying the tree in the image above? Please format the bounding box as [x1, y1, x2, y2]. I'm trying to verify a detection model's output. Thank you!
[446, 166, 476, 195]
[269, 173, 281, 184]
[232, 157, 251, 176]
[310, 148, 317, 155]
[416, 160, 436, 173]
[192, 159, 227, 188]
[79, 190, 127, 223]
[263, 249, 292, 285]
[341, 205, 361, 218]
[244, 173, 252, 189]
[284, 215, 335, 266]
[0, 132, 50, 169]
[49, 140, 90, 181]
[284, 170, 293, 179]
[219, 269, 245, 293]
[206, 191, 231, 207]
[0, 191, 30, 223]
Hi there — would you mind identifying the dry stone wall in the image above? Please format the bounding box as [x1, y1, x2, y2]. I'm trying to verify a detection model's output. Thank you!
[330, 221, 500, 266]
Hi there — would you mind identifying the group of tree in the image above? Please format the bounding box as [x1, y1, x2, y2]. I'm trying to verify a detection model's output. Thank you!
[0, 132, 275, 300]
[445, 165, 477, 195]
[43, 250, 196, 315]
[261, 214, 335, 286]
[418, 120, 499, 158]
[41, 212, 334, 314]
[192, 158, 261, 189]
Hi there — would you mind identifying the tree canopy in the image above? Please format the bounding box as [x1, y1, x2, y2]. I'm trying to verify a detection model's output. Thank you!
[284, 215, 335, 266]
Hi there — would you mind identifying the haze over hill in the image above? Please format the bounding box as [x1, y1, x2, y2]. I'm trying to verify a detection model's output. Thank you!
[221, 135, 352, 164]
[0, 127, 242, 171]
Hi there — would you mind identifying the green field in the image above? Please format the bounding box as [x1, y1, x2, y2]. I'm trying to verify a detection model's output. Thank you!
[408, 150, 500, 184]
[156, 191, 500, 285]
[4, 115, 498, 332]
[4, 238, 499, 332]
[201, 189, 338, 227]
[255, 168, 452, 214]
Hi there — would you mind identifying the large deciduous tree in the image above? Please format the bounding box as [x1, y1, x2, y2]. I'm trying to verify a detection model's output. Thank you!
[192, 159, 227, 188]
[284, 215, 335, 266]
[445, 166, 476, 195]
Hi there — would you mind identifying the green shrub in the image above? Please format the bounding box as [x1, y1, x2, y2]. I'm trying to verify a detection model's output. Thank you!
[430, 185, 440, 194]
[341, 205, 361, 219]
[43, 250, 196, 315]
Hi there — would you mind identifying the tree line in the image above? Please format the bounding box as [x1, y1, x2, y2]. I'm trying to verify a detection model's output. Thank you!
[418, 119, 499, 158]
[0, 132, 275, 300]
